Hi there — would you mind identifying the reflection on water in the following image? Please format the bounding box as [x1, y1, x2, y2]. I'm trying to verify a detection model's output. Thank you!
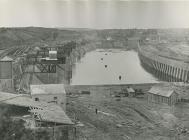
[71, 49, 160, 85]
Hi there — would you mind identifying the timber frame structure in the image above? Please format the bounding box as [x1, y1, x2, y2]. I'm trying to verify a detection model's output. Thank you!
[22, 41, 77, 73]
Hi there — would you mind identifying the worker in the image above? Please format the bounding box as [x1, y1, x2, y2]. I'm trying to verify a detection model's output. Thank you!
[105, 65, 107, 68]
[119, 75, 122, 80]
[95, 108, 98, 114]
[101, 58, 103, 60]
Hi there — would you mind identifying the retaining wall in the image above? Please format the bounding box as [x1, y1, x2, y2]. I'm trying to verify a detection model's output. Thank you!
[65, 83, 155, 94]
[138, 45, 189, 82]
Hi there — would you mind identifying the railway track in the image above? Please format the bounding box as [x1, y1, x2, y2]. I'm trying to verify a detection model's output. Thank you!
[0, 47, 17, 59]
[0, 46, 31, 59]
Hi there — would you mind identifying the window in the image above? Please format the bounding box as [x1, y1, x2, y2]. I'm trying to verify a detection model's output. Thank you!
[35, 98, 39, 101]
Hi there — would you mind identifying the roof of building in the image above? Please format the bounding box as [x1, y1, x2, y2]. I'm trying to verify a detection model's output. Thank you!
[0, 56, 13, 62]
[148, 86, 176, 97]
[41, 57, 58, 61]
[30, 84, 66, 96]
[0, 91, 73, 125]
[127, 87, 135, 93]
[30, 108, 73, 125]
[0, 91, 58, 109]
[49, 51, 57, 54]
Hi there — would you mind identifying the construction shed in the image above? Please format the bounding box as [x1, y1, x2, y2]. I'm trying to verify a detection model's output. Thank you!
[0, 91, 72, 125]
[147, 86, 179, 105]
[49, 51, 57, 60]
[0, 91, 74, 140]
[126, 87, 135, 97]
[0, 56, 14, 91]
[30, 84, 67, 110]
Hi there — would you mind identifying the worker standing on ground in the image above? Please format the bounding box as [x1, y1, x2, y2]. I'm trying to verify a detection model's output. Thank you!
[95, 108, 98, 114]
[119, 75, 122, 80]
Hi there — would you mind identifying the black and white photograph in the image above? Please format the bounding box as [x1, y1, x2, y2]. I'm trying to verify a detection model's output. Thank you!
[1, 0, 189, 139]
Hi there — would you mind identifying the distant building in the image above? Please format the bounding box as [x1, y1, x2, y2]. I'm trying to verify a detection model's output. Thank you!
[102, 37, 114, 48]
[147, 86, 179, 105]
[127, 37, 139, 48]
[0, 56, 14, 91]
[30, 84, 67, 110]
[114, 41, 123, 48]
[126, 87, 135, 97]
[49, 50, 57, 60]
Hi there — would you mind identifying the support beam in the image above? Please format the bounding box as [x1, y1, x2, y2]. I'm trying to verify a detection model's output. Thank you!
[37, 64, 56, 73]
[184, 70, 187, 82]
[162, 64, 165, 74]
[165, 64, 168, 75]
[178, 69, 182, 80]
[175, 68, 178, 79]
[187, 71, 189, 82]
[180, 69, 184, 81]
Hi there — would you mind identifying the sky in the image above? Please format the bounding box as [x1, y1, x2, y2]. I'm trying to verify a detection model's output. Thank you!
[0, 0, 189, 29]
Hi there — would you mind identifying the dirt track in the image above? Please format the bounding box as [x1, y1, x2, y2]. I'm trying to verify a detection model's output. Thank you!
[66, 84, 189, 140]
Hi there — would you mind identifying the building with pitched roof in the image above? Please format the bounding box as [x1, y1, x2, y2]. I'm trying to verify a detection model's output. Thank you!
[0, 56, 14, 91]
[147, 85, 179, 105]
[126, 87, 135, 97]
[30, 84, 67, 110]
[0, 91, 74, 139]
[0, 91, 73, 125]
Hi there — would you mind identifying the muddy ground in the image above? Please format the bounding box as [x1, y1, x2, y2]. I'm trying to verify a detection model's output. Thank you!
[66, 84, 189, 140]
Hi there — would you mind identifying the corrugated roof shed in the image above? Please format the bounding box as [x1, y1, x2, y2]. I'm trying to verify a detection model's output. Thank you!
[0, 56, 13, 61]
[30, 109, 73, 125]
[30, 84, 66, 95]
[127, 87, 135, 93]
[0, 91, 73, 125]
[0, 92, 60, 110]
[148, 86, 176, 97]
